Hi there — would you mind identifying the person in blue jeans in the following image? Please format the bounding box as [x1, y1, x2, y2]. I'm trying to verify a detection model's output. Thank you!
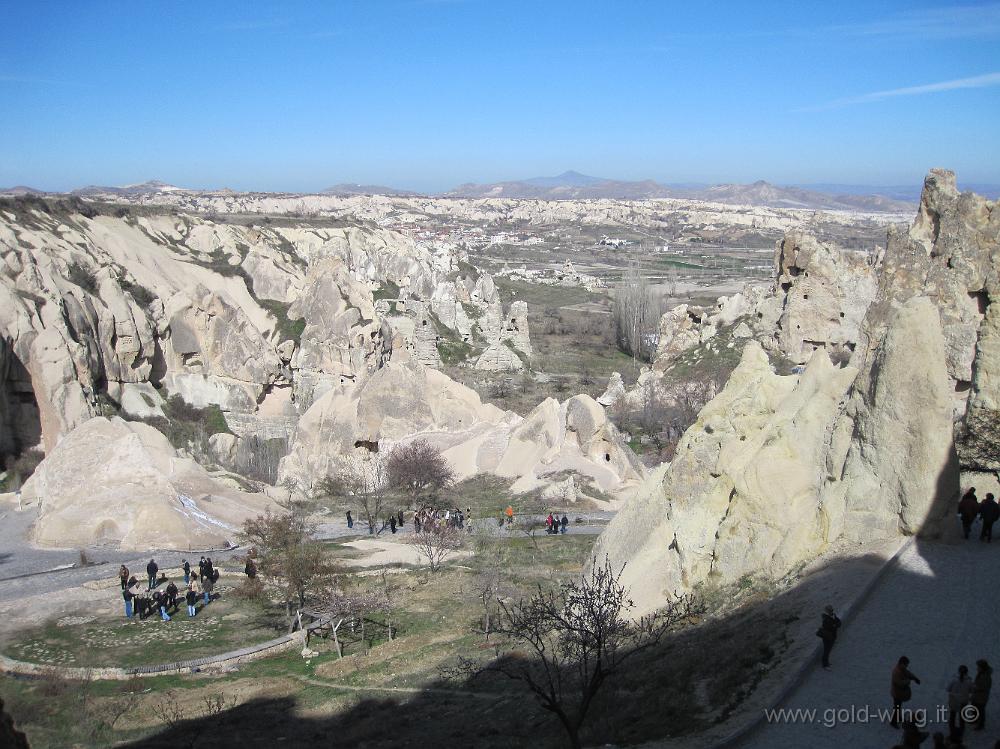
[123, 587, 134, 618]
[560, 515, 569, 534]
[182, 559, 191, 585]
[153, 590, 170, 621]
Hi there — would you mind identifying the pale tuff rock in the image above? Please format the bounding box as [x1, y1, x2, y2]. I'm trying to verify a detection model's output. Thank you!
[278, 354, 643, 496]
[597, 371, 626, 407]
[598, 172, 990, 614]
[831, 297, 958, 541]
[475, 344, 524, 372]
[765, 231, 878, 364]
[22, 417, 271, 550]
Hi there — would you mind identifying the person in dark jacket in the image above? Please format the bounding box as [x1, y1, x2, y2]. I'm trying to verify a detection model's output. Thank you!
[245, 557, 257, 579]
[818, 605, 841, 669]
[346, 510, 353, 529]
[119, 564, 130, 590]
[146, 559, 158, 590]
[397, 509, 404, 528]
[164, 581, 179, 613]
[980, 494, 999, 542]
[891, 656, 921, 728]
[959, 488, 980, 539]
[560, 515, 569, 534]
[185, 586, 197, 617]
[182, 559, 191, 585]
[389, 515, 397, 534]
[971, 659, 993, 730]
[153, 590, 170, 621]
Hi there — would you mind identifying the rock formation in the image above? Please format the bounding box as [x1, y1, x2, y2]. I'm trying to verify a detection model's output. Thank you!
[21, 417, 271, 550]
[595, 170, 989, 614]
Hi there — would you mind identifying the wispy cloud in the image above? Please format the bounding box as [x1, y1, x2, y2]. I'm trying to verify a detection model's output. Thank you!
[834, 3, 1000, 40]
[799, 72, 1000, 111]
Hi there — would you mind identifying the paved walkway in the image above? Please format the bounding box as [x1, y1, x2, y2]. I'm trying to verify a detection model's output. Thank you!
[738, 538, 1000, 748]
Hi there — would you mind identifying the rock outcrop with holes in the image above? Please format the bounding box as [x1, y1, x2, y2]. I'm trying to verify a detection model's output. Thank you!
[596, 170, 990, 614]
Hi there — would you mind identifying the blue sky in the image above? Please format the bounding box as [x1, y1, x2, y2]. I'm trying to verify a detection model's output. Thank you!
[1, 1, 998, 193]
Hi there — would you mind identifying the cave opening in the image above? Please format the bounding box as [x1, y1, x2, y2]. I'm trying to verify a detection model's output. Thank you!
[0, 340, 43, 469]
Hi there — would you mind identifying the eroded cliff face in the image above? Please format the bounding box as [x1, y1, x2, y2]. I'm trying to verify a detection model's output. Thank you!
[595, 170, 993, 614]
[1, 199, 631, 551]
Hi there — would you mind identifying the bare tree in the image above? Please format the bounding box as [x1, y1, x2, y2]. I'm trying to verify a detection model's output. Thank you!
[319, 582, 392, 657]
[340, 454, 391, 535]
[471, 523, 514, 639]
[409, 524, 464, 572]
[387, 439, 455, 504]
[241, 508, 337, 632]
[612, 259, 656, 368]
[449, 556, 702, 749]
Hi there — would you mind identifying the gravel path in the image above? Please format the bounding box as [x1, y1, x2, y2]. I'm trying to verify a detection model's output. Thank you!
[737, 538, 1000, 748]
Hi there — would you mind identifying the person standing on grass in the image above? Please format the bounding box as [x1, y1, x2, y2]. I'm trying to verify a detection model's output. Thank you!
[182, 559, 191, 585]
[560, 514, 569, 534]
[980, 494, 999, 543]
[165, 580, 179, 613]
[185, 585, 197, 617]
[245, 557, 257, 579]
[506, 505, 514, 525]
[972, 659, 993, 730]
[202, 570, 214, 606]
[890, 656, 921, 729]
[122, 585, 134, 619]
[119, 564, 130, 590]
[817, 605, 841, 670]
[947, 664, 972, 742]
[153, 589, 170, 621]
[959, 488, 980, 540]
[146, 559, 158, 590]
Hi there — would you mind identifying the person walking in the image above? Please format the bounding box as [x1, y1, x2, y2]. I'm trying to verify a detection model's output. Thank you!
[817, 605, 841, 669]
[891, 656, 921, 729]
[947, 664, 973, 742]
[119, 564, 130, 590]
[185, 586, 197, 617]
[123, 585, 134, 619]
[346, 510, 354, 529]
[971, 659, 992, 730]
[164, 580, 179, 613]
[959, 488, 980, 540]
[560, 514, 569, 534]
[980, 493, 999, 542]
[182, 559, 191, 585]
[146, 559, 159, 590]
[390, 514, 397, 534]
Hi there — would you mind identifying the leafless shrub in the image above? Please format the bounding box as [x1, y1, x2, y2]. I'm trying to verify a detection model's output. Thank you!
[447, 557, 703, 749]
[152, 689, 184, 729]
[386, 439, 455, 504]
[409, 524, 464, 572]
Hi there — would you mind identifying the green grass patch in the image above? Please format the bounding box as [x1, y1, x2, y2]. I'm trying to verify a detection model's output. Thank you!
[372, 280, 401, 302]
[257, 298, 306, 345]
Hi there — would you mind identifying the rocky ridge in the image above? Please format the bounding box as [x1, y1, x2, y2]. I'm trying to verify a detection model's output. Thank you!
[594, 170, 996, 614]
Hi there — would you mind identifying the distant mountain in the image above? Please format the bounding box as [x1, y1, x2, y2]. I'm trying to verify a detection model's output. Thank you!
[445, 171, 676, 200]
[0, 185, 46, 196]
[445, 172, 916, 211]
[322, 183, 421, 197]
[71, 180, 187, 197]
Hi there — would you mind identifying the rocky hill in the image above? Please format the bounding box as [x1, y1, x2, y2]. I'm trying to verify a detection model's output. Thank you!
[0, 198, 637, 550]
[594, 169, 999, 614]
